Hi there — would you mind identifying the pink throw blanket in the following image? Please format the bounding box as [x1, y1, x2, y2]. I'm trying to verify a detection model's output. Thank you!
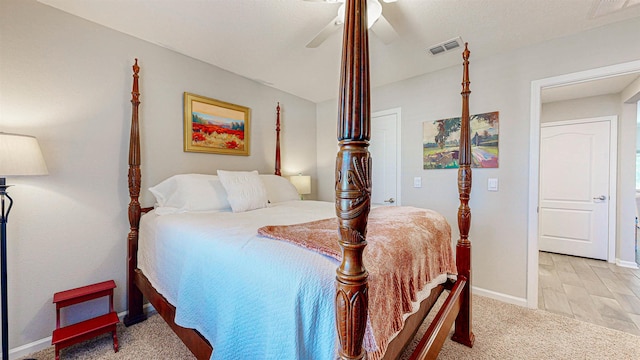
[258, 206, 456, 360]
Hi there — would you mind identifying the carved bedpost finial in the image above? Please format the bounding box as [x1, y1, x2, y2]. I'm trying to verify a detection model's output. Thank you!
[335, 0, 371, 359]
[131, 59, 140, 105]
[463, 43, 470, 63]
[275, 102, 282, 176]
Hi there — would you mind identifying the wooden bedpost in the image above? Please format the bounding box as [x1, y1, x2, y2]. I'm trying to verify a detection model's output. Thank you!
[451, 43, 475, 347]
[335, 0, 371, 359]
[275, 102, 282, 176]
[124, 59, 147, 327]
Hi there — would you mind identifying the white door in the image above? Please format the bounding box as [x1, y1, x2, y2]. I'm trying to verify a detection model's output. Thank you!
[538, 118, 613, 260]
[370, 109, 400, 206]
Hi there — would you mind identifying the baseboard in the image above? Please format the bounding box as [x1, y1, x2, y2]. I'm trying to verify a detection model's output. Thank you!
[9, 335, 52, 360]
[472, 286, 528, 307]
[616, 258, 639, 269]
[9, 303, 157, 360]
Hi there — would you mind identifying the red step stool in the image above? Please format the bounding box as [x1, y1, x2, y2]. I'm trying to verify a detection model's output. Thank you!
[51, 280, 119, 360]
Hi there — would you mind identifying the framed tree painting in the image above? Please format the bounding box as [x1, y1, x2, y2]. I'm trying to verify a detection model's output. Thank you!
[184, 92, 250, 156]
[423, 111, 499, 169]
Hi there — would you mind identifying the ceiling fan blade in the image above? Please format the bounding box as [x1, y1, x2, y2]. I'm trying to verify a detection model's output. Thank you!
[306, 16, 342, 48]
[370, 14, 398, 44]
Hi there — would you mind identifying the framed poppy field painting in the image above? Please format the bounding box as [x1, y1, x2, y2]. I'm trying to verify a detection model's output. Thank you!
[183, 92, 250, 156]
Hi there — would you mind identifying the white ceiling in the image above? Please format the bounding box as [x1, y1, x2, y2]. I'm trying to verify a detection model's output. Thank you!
[37, 0, 640, 103]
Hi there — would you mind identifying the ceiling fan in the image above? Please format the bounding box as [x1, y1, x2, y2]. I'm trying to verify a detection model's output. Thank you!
[304, 0, 399, 48]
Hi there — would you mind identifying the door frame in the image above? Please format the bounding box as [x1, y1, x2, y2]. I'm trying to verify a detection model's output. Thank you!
[527, 59, 640, 308]
[372, 107, 402, 206]
[539, 116, 618, 261]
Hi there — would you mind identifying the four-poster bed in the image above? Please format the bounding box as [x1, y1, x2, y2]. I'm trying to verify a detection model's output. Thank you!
[123, 0, 474, 358]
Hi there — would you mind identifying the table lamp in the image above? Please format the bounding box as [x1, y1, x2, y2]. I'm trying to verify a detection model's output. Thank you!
[289, 174, 311, 200]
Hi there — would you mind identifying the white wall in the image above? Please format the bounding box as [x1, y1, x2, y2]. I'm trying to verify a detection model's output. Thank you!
[622, 76, 640, 104]
[317, 16, 640, 300]
[0, 0, 316, 352]
[619, 100, 638, 265]
[541, 94, 621, 123]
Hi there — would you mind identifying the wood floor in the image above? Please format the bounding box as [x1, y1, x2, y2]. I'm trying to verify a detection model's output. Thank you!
[538, 251, 640, 336]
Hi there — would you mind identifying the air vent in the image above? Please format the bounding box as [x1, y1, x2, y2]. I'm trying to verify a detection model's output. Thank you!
[443, 40, 460, 50]
[429, 46, 446, 55]
[427, 37, 463, 56]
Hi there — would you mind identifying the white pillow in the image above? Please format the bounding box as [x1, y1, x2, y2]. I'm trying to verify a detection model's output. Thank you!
[260, 174, 300, 203]
[148, 174, 230, 212]
[217, 170, 269, 212]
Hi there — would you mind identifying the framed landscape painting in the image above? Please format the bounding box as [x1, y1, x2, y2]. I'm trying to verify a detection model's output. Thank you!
[184, 92, 250, 156]
[423, 111, 499, 169]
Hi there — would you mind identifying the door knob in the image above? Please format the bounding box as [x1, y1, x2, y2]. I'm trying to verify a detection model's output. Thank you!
[384, 198, 395, 204]
[593, 195, 606, 201]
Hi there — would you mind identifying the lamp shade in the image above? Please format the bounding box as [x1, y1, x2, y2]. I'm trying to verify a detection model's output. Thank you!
[0, 132, 48, 177]
[289, 175, 311, 195]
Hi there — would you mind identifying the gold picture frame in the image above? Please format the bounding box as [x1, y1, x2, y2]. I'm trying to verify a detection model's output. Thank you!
[183, 92, 250, 156]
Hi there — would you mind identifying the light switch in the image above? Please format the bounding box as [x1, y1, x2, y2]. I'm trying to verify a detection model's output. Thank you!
[413, 177, 422, 188]
[488, 178, 498, 191]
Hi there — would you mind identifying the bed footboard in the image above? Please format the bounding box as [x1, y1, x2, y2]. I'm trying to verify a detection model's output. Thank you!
[451, 43, 475, 348]
[134, 269, 213, 359]
[409, 278, 466, 360]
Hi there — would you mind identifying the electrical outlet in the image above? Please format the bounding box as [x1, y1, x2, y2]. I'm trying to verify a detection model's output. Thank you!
[413, 177, 422, 188]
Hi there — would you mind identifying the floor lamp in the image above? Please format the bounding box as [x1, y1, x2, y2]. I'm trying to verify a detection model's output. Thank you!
[0, 133, 48, 360]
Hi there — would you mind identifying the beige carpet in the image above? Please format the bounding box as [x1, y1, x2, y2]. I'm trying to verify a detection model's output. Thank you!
[21, 295, 640, 359]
